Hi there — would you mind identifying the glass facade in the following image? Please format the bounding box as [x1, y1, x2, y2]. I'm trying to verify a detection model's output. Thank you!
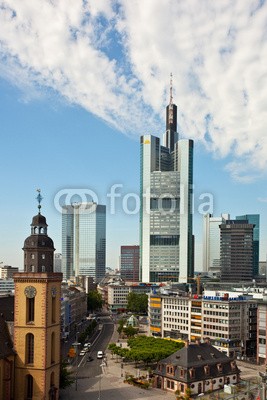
[62, 203, 106, 281]
[236, 214, 259, 277]
[140, 101, 194, 283]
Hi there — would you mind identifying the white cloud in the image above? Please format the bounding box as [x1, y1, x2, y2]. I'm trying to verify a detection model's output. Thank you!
[0, 0, 267, 181]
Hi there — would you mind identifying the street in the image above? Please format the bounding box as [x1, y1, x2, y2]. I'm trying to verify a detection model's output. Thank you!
[60, 316, 175, 400]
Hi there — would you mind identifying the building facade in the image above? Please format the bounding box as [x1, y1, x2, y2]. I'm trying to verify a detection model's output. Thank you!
[203, 214, 229, 276]
[13, 204, 62, 400]
[236, 214, 260, 277]
[140, 81, 194, 283]
[62, 202, 106, 281]
[120, 245, 140, 282]
[220, 220, 254, 282]
[0, 265, 19, 279]
[153, 341, 240, 397]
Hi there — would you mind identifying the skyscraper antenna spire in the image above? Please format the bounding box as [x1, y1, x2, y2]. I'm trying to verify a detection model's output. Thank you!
[169, 72, 173, 105]
[36, 189, 43, 214]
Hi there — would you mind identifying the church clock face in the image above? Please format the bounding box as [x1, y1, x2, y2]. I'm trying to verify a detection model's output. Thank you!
[24, 285, 37, 298]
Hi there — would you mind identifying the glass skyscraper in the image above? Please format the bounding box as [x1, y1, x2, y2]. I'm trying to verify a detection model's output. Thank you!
[61, 202, 106, 281]
[203, 213, 230, 276]
[140, 81, 194, 283]
[236, 214, 260, 277]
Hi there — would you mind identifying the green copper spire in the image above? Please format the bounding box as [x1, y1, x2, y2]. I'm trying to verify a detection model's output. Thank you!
[36, 189, 43, 214]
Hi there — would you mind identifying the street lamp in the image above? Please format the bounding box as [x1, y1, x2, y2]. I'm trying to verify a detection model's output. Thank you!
[72, 332, 81, 391]
[98, 362, 105, 400]
[259, 371, 267, 400]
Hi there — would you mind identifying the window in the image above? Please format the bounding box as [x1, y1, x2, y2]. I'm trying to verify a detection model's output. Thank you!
[26, 333, 34, 364]
[180, 369, 184, 378]
[25, 374, 33, 400]
[51, 332, 55, 364]
[26, 297, 35, 323]
[52, 297, 56, 324]
[189, 368, 195, 378]
[41, 266, 46, 272]
[42, 254, 45, 259]
[204, 365, 210, 375]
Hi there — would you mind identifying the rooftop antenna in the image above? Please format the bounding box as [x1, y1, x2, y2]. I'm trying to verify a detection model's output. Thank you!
[36, 189, 43, 214]
[169, 72, 173, 105]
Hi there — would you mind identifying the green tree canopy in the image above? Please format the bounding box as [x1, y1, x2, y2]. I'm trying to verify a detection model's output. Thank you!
[108, 336, 183, 364]
[87, 290, 103, 312]
[127, 292, 148, 314]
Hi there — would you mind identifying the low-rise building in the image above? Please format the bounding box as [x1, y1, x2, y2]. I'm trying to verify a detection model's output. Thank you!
[153, 340, 240, 397]
[0, 265, 19, 279]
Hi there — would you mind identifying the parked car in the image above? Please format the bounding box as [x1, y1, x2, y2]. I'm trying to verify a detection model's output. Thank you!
[97, 351, 103, 359]
[79, 350, 86, 356]
[84, 342, 91, 348]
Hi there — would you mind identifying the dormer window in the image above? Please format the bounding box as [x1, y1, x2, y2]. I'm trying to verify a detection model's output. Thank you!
[197, 355, 202, 360]
[204, 365, 210, 375]
[189, 368, 195, 378]
[231, 361, 236, 370]
[180, 368, 184, 378]
[217, 363, 223, 372]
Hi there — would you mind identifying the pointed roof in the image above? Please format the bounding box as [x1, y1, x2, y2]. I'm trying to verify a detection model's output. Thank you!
[160, 342, 231, 368]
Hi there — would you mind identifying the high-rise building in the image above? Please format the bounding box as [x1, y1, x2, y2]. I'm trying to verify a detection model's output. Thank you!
[220, 219, 254, 282]
[54, 253, 62, 273]
[120, 245, 140, 282]
[140, 78, 194, 283]
[203, 213, 230, 276]
[236, 214, 260, 277]
[61, 202, 106, 281]
[13, 193, 62, 399]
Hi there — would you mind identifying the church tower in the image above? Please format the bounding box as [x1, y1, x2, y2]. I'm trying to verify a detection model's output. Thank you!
[13, 191, 62, 400]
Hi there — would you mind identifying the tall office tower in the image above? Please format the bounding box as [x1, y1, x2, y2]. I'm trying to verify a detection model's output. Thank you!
[203, 213, 230, 276]
[140, 77, 194, 283]
[54, 253, 62, 273]
[236, 214, 260, 277]
[13, 193, 62, 399]
[220, 219, 254, 282]
[120, 245, 140, 282]
[62, 202, 106, 281]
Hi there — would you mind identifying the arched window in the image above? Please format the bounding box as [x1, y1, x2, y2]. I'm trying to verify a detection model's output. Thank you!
[50, 371, 55, 386]
[51, 332, 55, 364]
[26, 297, 35, 323]
[25, 374, 33, 399]
[52, 296, 56, 324]
[26, 333, 34, 364]
[41, 266, 46, 272]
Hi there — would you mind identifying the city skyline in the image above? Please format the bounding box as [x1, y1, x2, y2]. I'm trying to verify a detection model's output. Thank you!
[1, 1, 267, 270]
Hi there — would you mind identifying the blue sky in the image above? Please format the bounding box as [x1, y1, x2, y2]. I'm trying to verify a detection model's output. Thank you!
[0, 0, 267, 270]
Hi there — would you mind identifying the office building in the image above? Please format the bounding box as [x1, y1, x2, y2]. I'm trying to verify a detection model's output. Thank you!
[220, 220, 254, 282]
[62, 202, 106, 281]
[120, 245, 140, 282]
[0, 265, 19, 279]
[236, 214, 260, 277]
[54, 253, 62, 273]
[140, 78, 194, 283]
[203, 214, 229, 276]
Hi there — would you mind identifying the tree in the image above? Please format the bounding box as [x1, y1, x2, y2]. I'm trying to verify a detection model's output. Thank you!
[60, 361, 75, 389]
[87, 290, 103, 312]
[127, 292, 148, 314]
[123, 326, 138, 337]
